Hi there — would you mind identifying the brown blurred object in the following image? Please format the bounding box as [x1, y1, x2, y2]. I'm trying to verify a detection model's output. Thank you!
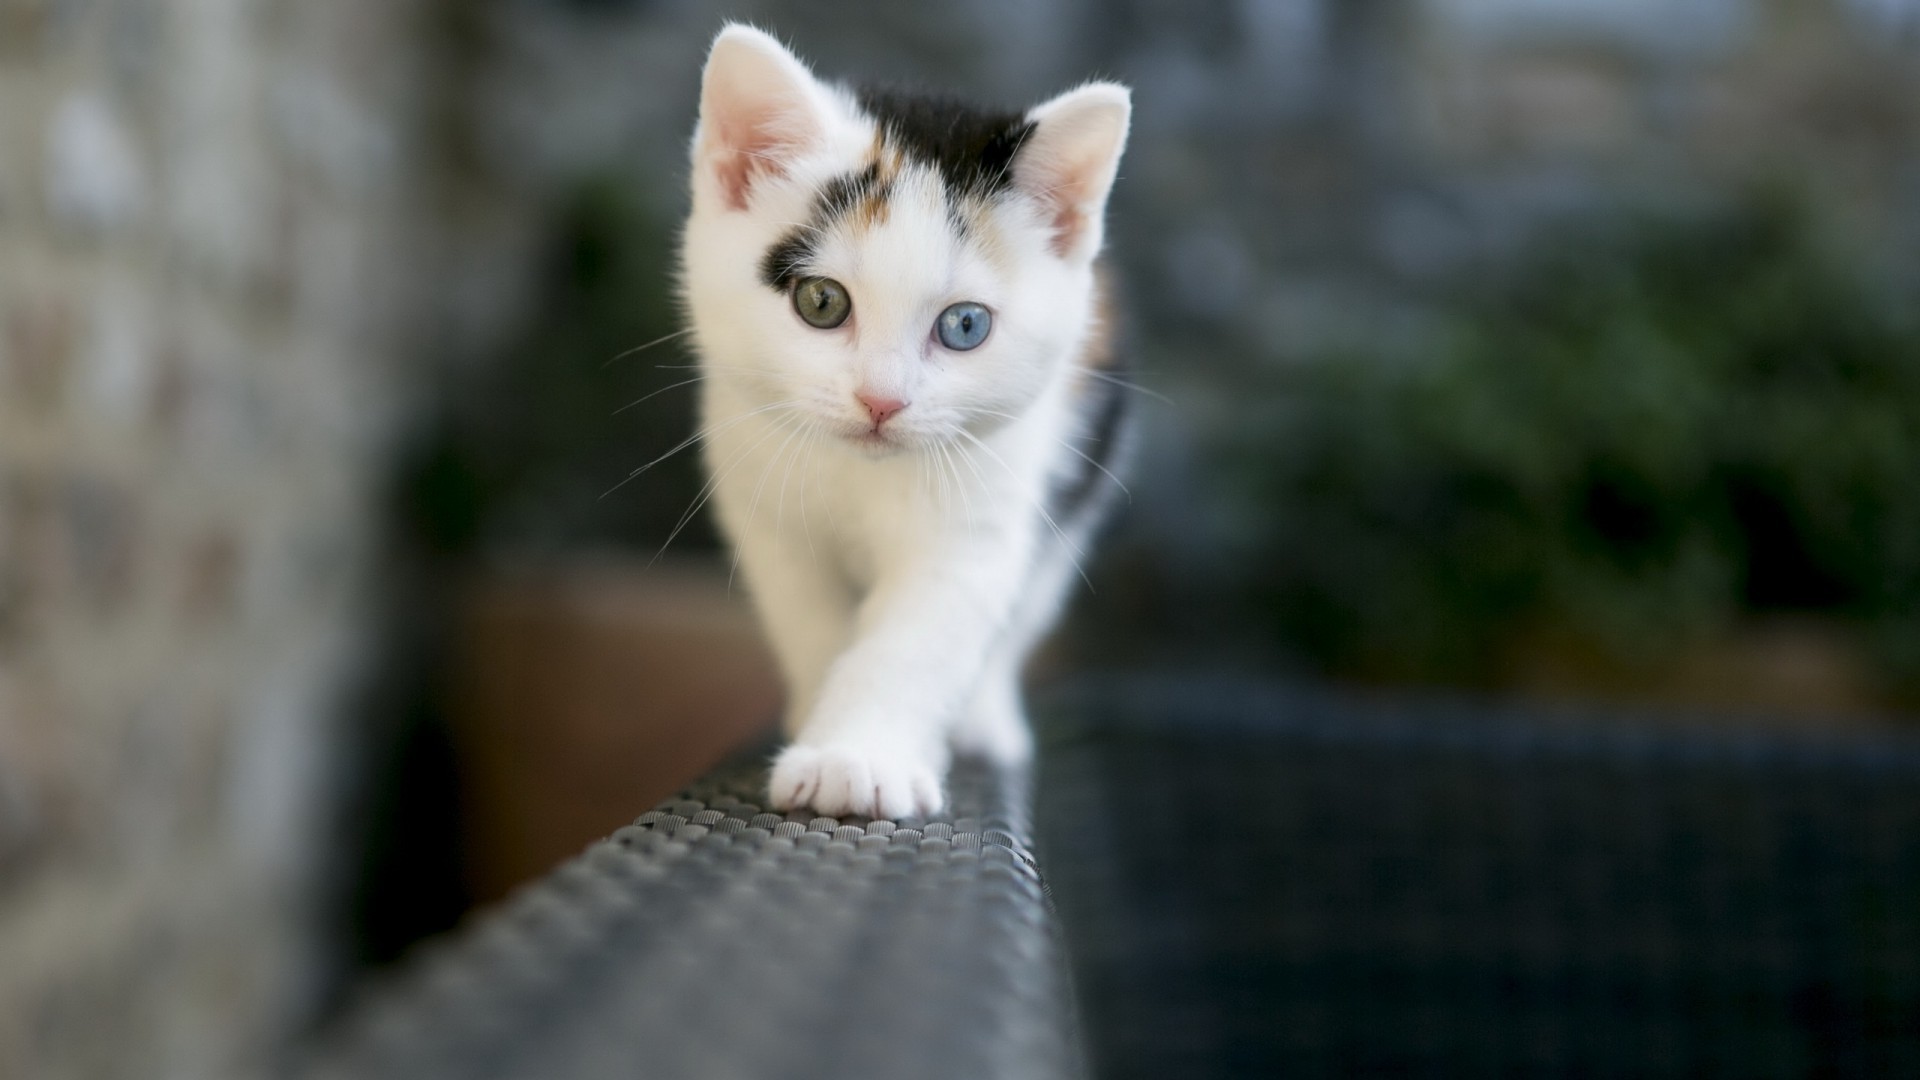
[1504, 617, 1896, 732]
[447, 558, 781, 903]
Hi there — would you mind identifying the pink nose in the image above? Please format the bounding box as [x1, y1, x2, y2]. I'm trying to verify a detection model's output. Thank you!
[856, 391, 907, 427]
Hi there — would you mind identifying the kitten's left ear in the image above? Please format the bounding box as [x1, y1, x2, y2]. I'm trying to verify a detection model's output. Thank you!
[1014, 82, 1131, 262]
[694, 24, 835, 212]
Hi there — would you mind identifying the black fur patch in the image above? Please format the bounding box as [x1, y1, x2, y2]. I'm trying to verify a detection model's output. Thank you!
[757, 90, 1034, 294]
[816, 161, 888, 221]
[758, 230, 815, 291]
[759, 162, 894, 291]
[856, 85, 1033, 201]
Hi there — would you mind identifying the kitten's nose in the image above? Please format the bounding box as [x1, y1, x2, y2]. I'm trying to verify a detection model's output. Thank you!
[856, 391, 908, 427]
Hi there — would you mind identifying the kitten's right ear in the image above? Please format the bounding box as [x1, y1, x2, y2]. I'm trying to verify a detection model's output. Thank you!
[694, 25, 830, 212]
[1015, 82, 1131, 262]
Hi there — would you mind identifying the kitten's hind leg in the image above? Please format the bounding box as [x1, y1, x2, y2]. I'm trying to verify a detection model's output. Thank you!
[950, 660, 1034, 767]
[949, 537, 1082, 768]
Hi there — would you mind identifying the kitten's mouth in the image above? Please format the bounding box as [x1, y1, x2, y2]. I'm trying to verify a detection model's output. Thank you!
[846, 427, 906, 452]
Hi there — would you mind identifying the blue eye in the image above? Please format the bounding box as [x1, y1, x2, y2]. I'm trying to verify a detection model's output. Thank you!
[935, 302, 992, 351]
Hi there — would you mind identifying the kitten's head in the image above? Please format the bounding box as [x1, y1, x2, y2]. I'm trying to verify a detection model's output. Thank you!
[682, 24, 1130, 454]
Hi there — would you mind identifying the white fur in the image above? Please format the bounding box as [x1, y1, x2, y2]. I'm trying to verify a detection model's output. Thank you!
[681, 25, 1130, 818]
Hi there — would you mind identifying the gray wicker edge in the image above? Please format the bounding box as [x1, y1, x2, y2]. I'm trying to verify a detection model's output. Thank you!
[303, 751, 1083, 1080]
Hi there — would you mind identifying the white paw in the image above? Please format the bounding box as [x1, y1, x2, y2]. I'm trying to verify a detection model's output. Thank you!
[949, 686, 1034, 767]
[768, 741, 947, 819]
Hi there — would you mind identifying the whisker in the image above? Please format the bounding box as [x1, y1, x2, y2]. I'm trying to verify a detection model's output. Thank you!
[795, 429, 821, 561]
[730, 147, 789, 166]
[654, 408, 797, 567]
[776, 420, 811, 552]
[732, 413, 810, 589]
[972, 406, 1132, 503]
[940, 441, 975, 527]
[813, 433, 843, 542]
[934, 443, 952, 517]
[928, 442, 948, 517]
[1083, 368, 1175, 406]
[600, 399, 798, 499]
[655, 362, 794, 381]
[987, 130, 1026, 193]
[600, 328, 694, 369]
[655, 362, 779, 373]
[922, 446, 943, 518]
[954, 428, 1094, 592]
[938, 443, 956, 517]
[611, 375, 705, 417]
[949, 436, 997, 525]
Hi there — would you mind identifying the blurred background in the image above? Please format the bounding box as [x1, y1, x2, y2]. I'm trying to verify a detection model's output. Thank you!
[4, 0, 1920, 1075]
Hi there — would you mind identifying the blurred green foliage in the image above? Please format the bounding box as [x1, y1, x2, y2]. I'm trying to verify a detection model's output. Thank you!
[1249, 203, 1920, 696]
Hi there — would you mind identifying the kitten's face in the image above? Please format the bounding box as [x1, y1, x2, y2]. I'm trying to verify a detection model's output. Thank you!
[683, 26, 1129, 455]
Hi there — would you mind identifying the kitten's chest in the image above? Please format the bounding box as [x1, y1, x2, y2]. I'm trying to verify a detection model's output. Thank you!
[708, 417, 937, 585]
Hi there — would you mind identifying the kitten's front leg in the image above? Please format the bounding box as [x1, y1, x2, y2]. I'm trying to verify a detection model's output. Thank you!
[730, 529, 855, 737]
[769, 538, 1028, 819]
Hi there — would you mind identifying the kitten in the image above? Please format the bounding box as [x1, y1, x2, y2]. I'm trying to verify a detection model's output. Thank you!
[681, 24, 1133, 818]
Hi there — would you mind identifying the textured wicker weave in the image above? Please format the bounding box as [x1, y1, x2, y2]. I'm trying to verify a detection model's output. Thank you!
[313, 678, 1920, 1079]
[1036, 680, 1920, 1080]
[309, 751, 1081, 1080]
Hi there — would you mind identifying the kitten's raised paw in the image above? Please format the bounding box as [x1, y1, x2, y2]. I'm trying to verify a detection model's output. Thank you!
[768, 742, 946, 820]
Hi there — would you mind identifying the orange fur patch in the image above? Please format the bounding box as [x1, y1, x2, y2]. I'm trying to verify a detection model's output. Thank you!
[1078, 265, 1120, 373]
[1064, 264, 1121, 412]
[849, 134, 901, 230]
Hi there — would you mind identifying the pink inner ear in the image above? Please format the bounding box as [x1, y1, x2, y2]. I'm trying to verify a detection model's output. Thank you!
[1030, 167, 1092, 258]
[707, 98, 815, 212]
[1017, 89, 1128, 261]
[711, 141, 762, 212]
[1047, 201, 1084, 258]
[710, 118, 783, 212]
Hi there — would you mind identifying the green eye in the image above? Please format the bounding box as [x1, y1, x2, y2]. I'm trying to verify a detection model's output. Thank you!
[792, 276, 851, 329]
[936, 302, 991, 350]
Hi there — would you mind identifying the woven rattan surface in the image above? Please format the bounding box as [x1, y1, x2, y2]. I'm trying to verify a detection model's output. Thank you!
[1036, 680, 1920, 1079]
[309, 751, 1079, 1080]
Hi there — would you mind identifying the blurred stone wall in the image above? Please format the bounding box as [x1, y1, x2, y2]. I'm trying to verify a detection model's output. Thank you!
[0, 1, 437, 1076]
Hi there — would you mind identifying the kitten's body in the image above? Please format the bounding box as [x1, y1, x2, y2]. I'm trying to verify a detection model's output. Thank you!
[682, 26, 1132, 818]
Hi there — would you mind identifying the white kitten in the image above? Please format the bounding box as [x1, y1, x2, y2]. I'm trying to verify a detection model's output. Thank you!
[681, 24, 1132, 818]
